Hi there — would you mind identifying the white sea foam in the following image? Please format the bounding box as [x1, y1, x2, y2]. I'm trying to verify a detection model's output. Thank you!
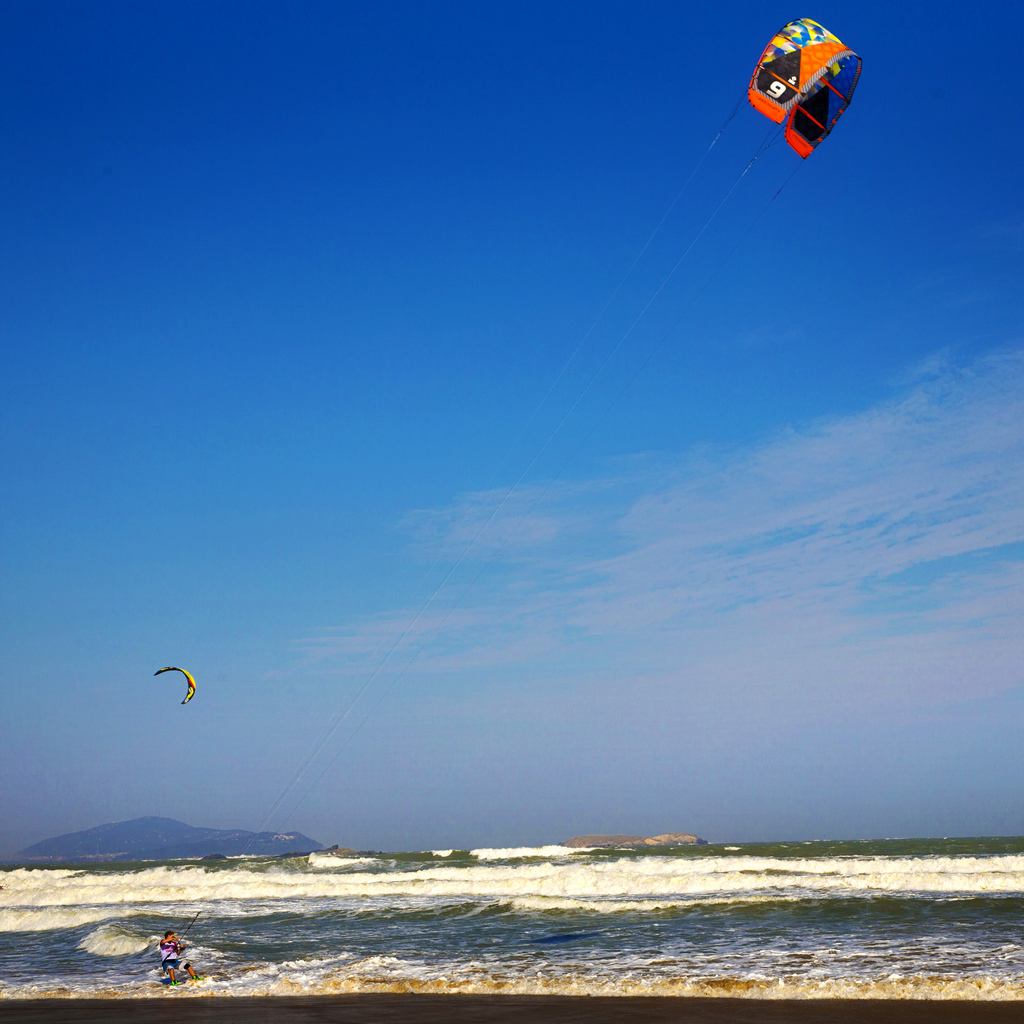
[0, 868, 83, 889]
[469, 845, 586, 860]
[306, 854, 377, 869]
[3, 958, 1024, 1001]
[431, 850, 455, 858]
[504, 894, 802, 913]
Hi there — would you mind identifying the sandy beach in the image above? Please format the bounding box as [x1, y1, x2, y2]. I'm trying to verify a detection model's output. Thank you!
[2, 996, 1023, 1024]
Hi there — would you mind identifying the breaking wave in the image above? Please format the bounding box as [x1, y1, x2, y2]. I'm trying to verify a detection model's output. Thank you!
[5, 854, 1024, 917]
[503, 893, 803, 914]
[306, 854, 378, 870]
[468, 845, 589, 860]
[78, 923, 152, 956]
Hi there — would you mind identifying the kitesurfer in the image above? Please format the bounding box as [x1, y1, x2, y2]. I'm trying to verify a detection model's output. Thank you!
[158, 930, 199, 985]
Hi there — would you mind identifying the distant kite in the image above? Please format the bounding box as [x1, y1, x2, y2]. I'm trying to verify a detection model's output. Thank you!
[154, 666, 196, 705]
[748, 18, 861, 158]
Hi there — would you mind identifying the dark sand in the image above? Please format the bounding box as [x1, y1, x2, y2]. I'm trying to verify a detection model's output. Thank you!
[2, 996, 1021, 1024]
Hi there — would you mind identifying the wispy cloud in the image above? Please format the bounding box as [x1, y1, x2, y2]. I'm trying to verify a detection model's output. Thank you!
[300, 349, 1024, 715]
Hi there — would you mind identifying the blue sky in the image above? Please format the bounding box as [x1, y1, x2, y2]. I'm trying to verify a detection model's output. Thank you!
[2, 2, 1022, 854]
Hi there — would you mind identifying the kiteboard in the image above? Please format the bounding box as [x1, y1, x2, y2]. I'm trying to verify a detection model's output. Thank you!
[159, 975, 206, 987]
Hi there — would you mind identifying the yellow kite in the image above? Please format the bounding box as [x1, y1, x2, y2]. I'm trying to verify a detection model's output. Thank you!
[154, 666, 196, 705]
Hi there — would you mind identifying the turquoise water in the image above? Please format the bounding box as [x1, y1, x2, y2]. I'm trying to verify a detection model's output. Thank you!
[2, 837, 1023, 999]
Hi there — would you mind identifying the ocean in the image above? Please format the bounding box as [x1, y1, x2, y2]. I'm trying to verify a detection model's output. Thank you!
[2, 837, 1023, 1000]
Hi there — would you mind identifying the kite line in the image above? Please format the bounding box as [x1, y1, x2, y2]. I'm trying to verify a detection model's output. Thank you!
[251, 118, 783, 833]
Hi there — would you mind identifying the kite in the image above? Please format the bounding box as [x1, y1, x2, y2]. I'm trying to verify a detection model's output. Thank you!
[154, 666, 197, 705]
[748, 18, 861, 158]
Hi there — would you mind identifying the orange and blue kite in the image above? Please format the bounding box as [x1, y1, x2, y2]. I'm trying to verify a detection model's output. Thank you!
[748, 18, 861, 158]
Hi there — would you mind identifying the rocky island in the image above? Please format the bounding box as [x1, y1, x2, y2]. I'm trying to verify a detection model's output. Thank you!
[563, 832, 706, 848]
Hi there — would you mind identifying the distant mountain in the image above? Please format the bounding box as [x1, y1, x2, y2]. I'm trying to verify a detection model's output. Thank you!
[19, 816, 323, 862]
